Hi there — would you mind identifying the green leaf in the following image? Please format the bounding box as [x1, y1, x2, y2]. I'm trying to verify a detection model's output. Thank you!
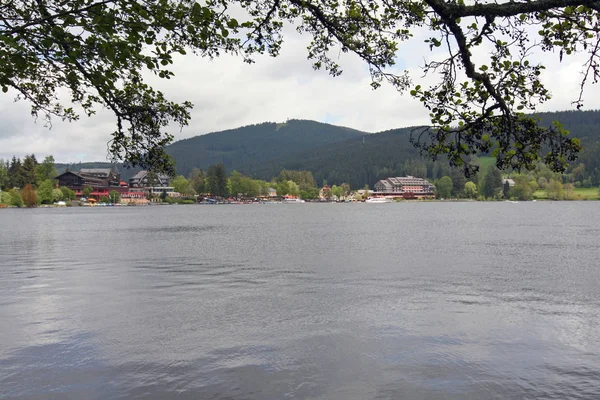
[227, 18, 239, 29]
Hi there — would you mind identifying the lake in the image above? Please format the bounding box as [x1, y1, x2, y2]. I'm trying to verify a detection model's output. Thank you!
[1, 202, 599, 399]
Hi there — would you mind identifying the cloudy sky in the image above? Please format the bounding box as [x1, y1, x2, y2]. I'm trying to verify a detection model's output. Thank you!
[1, 21, 597, 163]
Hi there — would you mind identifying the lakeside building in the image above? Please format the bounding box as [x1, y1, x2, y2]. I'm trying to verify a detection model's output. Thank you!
[56, 168, 146, 200]
[57, 168, 122, 189]
[129, 170, 171, 188]
[373, 176, 436, 199]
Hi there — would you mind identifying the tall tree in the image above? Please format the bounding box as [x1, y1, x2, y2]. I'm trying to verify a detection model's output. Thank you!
[37, 179, 54, 204]
[206, 164, 228, 198]
[36, 155, 58, 182]
[172, 175, 195, 196]
[450, 169, 466, 197]
[0, 159, 8, 189]
[3, 0, 591, 174]
[8, 157, 24, 189]
[188, 168, 205, 194]
[288, 181, 300, 197]
[482, 166, 503, 199]
[436, 176, 453, 199]
[276, 180, 290, 197]
[21, 154, 38, 187]
[510, 176, 534, 201]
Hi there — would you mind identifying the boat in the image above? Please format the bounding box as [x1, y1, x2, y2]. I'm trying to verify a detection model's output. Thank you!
[365, 197, 392, 203]
[282, 198, 306, 203]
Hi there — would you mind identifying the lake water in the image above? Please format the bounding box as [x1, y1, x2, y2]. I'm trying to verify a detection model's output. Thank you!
[1, 202, 599, 399]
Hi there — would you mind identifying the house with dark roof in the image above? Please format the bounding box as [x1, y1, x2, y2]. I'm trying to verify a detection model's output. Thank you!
[57, 168, 121, 187]
[56, 168, 126, 200]
[129, 170, 171, 188]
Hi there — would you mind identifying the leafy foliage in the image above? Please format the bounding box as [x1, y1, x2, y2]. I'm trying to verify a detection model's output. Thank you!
[436, 176, 453, 198]
[109, 190, 121, 203]
[37, 179, 54, 204]
[10, 190, 24, 207]
[52, 188, 63, 202]
[4, 0, 598, 173]
[60, 186, 76, 201]
[481, 165, 503, 199]
[464, 181, 478, 198]
[172, 175, 196, 196]
[36, 156, 58, 182]
[188, 168, 205, 194]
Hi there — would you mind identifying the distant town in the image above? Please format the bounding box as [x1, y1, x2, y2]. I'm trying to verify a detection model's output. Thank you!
[0, 155, 439, 207]
[53, 168, 437, 206]
[1, 152, 598, 208]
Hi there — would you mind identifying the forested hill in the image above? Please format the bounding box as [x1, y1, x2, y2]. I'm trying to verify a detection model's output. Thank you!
[535, 109, 600, 143]
[246, 127, 422, 188]
[56, 109, 600, 186]
[165, 119, 365, 177]
[245, 109, 600, 188]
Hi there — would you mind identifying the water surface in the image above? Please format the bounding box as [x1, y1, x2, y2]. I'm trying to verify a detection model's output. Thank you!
[1, 202, 599, 399]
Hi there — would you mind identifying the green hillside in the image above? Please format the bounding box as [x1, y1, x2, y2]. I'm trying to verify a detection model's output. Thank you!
[240, 110, 600, 187]
[246, 127, 420, 188]
[54, 109, 600, 188]
[165, 119, 365, 177]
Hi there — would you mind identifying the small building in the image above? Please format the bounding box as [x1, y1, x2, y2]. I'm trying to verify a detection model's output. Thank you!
[319, 185, 332, 199]
[373, 176, 435, 199]
[502, 178, 516, 187]
[129, 170, 171, 188]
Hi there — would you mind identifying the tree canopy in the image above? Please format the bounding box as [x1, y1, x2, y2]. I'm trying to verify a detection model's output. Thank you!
[3, 0, 597, 174]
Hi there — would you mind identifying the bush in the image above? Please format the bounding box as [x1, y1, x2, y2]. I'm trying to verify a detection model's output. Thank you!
[21, 184, 37, 207]
[10, 190, 24, 207]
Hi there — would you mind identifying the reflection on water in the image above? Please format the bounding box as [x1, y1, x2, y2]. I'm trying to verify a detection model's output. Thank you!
[1, 203, 600, 399]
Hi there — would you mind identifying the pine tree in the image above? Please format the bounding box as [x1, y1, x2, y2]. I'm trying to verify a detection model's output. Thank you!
[206, 164, 229, 198]
[8, 156, 24, 189]
[22, 154, 38, 187]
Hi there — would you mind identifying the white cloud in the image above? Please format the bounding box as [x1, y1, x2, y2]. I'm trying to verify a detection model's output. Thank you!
[1, 22, 598, 163]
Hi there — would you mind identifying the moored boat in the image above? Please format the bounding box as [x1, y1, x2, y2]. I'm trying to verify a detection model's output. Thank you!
[365, 197, 392, 203]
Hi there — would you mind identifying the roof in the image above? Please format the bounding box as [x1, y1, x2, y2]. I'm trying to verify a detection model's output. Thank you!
[80, 168, 113, 175]
[129, 170, 171, 182]
[130, 170, 147, 180]
[56, 170, 104, 184]
[56, 170, 83, 179]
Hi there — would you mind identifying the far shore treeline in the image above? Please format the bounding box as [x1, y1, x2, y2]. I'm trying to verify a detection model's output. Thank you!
[3, 110, 600, 207]
[1, 153, 599, 208]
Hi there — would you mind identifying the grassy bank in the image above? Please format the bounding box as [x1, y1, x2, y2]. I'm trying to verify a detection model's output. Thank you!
[533, 187, 599, 200]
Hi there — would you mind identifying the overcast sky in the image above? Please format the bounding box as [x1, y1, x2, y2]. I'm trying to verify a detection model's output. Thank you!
[1, 24, 598, 163]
